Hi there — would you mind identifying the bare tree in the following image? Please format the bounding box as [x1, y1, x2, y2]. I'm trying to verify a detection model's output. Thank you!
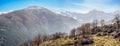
[92, 19, 98, 28]
[76, 23, 91, 36]
[74, 23, 94, 45]
[114, 14, 120, 28]
[100, 19, 105, 26]
[82, 23, 91, 35]
[52, 32, 66, 39]
[70, 28, 76, 37]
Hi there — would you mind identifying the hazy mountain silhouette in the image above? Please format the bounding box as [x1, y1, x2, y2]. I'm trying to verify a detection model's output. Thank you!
[61, 10, 120, 23]
[0, 6, 79, 46]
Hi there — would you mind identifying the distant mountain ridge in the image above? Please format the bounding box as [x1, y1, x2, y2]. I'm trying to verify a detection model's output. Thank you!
[61, 10, 120, 24]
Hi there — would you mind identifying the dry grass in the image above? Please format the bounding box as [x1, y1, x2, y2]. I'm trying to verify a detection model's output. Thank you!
[39, 38, 74, 46]
[38, 36, 120, 46]
[89, 36, 120, 46]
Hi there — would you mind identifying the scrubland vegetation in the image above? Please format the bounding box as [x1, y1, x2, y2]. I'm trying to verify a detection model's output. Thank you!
[19, 14, 120, 46]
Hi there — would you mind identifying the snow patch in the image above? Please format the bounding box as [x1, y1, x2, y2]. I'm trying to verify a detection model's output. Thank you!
[0, 10, 14, 15]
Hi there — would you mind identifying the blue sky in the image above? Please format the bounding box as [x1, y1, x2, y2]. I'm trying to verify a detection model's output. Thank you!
[0, 0, 120, 13]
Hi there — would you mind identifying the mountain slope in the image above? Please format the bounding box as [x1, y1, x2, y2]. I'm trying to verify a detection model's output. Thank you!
[0, 6, 79, 46]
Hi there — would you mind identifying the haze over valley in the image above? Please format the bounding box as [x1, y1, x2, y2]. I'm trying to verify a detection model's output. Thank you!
[0, 0, 120, 46]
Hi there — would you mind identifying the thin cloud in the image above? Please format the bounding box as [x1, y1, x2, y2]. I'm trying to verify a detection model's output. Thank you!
[72, 0, 120, 13]
[64, 9, 89, 13]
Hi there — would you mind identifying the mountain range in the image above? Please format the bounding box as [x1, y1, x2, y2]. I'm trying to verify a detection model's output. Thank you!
[61, 10, 120, 24]
[0, 6, 79, 46]
[0, 6, 120, 46]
